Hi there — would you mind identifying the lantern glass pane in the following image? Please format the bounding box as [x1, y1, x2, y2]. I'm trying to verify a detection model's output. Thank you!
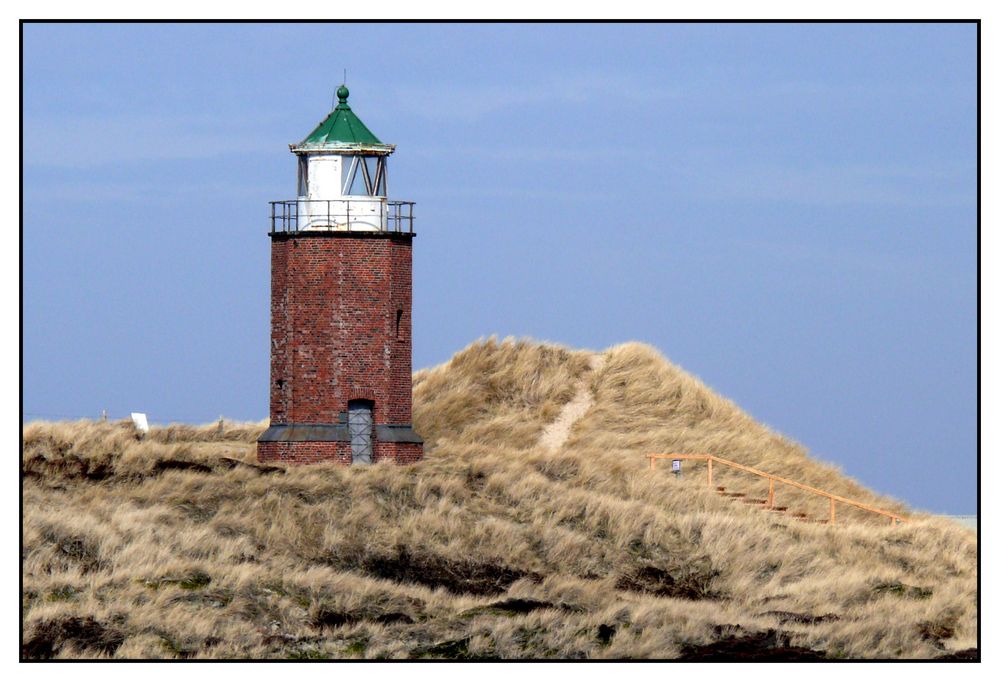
[376, 158, 387, 196]
[361, 157, 377, 195]
[297, 156, 308, 197]
[342, 157, 365, 195]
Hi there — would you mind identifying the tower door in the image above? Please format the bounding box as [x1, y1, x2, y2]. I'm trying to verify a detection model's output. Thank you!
[348, 400, 374, 464]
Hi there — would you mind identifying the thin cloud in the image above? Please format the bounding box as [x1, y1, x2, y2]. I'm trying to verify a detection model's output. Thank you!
[23, 113, 281, 169]
[408, 144, 656, 164]
[666, 156, 974, 208]
[412, 185, 615, 202]
[22, 178, 279, 204]
[391, 72, 680, 121]
[725, 238, 928, 277]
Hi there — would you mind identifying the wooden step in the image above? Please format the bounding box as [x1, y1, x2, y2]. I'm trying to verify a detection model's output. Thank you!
[740, 498, 769, 505]
[648, 453, 908, 526]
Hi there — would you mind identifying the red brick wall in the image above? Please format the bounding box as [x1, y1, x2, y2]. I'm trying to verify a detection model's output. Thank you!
[258, 441, 423, 465]
[258, 441, 350, 465]
[261, 233, 422, 465]
[376, 442, 423, 464]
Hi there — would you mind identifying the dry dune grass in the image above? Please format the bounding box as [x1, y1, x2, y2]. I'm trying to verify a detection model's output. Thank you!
[21, 337, 977, 660]
[567, 342, 914, 524]
[411, 338, 593, 451]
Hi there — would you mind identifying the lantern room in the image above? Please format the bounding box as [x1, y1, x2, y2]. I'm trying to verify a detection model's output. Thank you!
[273, 85, 413, 233]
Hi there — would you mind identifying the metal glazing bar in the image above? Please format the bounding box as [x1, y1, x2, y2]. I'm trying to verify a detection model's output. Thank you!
[360, 158, 374, 195]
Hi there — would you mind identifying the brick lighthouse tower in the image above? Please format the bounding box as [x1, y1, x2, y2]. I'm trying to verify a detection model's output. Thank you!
[257, 85, 423, 465]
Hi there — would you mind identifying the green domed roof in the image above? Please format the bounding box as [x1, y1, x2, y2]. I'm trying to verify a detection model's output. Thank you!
[293, 86, 394, 154]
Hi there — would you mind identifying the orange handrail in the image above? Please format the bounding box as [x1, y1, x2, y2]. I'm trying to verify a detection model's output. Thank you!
[647, 453, 907, 525]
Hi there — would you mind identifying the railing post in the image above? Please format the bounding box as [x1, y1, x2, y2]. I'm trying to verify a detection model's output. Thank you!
[645, 452, 907, 526]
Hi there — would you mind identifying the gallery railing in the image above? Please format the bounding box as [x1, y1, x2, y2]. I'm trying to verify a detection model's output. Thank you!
[269, 199, 415, 234]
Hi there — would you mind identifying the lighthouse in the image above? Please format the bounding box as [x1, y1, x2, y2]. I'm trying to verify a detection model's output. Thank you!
[257, 86, 424, 465]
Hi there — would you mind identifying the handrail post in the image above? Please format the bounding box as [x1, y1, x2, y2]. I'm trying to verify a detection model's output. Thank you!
[647, 452, 906, 526]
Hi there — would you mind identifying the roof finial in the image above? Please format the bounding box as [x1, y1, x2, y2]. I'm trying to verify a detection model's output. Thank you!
[336, 83, 350, 107]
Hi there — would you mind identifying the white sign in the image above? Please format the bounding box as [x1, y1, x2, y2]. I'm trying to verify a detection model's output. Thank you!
[130, 412, 149, 433]
[672, 459, 681, 472]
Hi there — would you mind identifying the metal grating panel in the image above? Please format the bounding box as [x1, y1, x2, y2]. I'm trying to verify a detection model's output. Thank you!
[348, 400, 374, 464]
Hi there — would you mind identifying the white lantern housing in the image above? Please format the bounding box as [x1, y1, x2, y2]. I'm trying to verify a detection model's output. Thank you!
[287, 85, 397, 232]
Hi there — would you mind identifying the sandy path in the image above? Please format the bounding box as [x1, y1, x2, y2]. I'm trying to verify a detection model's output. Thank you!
[538, 354, 606, 452]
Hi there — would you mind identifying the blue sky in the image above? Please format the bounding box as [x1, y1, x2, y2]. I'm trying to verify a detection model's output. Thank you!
[22, 22, 977, 513]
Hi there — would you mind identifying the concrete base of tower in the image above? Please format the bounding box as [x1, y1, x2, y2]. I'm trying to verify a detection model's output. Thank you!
[257, 440, 423, 465]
